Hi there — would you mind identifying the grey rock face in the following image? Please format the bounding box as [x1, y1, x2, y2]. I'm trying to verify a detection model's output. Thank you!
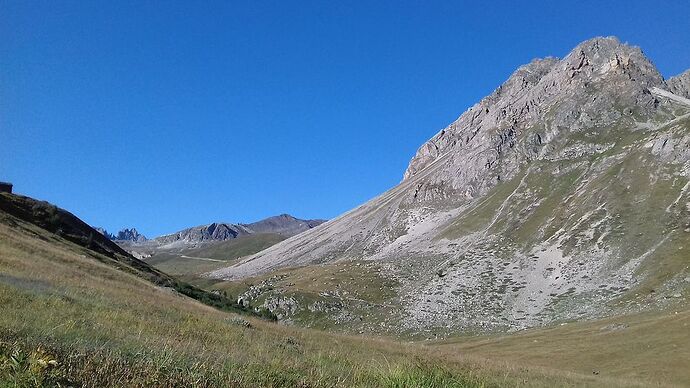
[668, 69, 690, 98]
[403, 36, 664, 203]
[242, 214, 326, 237]
[155, 222, 252, 244]
[209, 37, 690, 336]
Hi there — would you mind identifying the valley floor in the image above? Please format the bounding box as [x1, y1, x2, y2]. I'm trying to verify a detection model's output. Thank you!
[1, 212, 688, 386]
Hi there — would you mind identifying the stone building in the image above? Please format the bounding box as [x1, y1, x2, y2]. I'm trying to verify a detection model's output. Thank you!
[0, 182, 13, 193]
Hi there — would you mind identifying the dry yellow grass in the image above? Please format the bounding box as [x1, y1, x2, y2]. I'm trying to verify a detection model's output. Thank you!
[1, 205, 687, 386]
[0, 213, 562, 386]
[432, 308, 690, 387]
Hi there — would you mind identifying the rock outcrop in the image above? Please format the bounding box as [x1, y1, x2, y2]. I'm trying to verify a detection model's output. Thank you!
[668, 69, 690, 98]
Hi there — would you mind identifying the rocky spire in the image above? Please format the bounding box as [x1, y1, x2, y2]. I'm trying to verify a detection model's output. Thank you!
[115, 228, 147, 242]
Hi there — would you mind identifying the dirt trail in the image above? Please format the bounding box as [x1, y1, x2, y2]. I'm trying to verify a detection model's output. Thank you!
[180, 255, 224, 262]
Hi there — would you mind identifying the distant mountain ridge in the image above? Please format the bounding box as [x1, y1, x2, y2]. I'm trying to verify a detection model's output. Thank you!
[154, 214, 326, 246]
[241, 214, 326, 236]
[97, 214, 325, 247]
[155, 223, 252, 244]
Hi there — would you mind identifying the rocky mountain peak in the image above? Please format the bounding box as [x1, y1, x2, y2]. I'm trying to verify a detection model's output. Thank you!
[115, 228, 147, 242]
[94, 227, 147, 242]
[557, 36, 664, 93]
[209, 37, 690, 336]
[158, 222, 249, 243]
[563, 37, 659, 77]
[243, 214, 326, 236]
[402, 37, 666, 203]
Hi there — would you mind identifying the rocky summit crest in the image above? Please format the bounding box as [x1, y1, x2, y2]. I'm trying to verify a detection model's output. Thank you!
[403, 37, 666, 202]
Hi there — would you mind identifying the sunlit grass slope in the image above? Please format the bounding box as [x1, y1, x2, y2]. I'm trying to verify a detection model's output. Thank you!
[0, 192, 686, 387]
[0, 193, 576, 387]
[146, 233, 286, 278]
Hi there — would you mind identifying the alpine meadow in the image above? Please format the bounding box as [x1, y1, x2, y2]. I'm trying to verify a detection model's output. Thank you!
[2, 3, 690, 387]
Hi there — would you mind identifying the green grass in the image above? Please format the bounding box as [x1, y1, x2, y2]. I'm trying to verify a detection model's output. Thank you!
[1, 193, 688, 386]
[435, 309, 690, 387]
[184, 233, 286, 261]
[0, 193, 256, 318]
[146, 252, 230, 276]
[204, 260, 398, 303]
[0, 203, 600, 387]
[437, 171, 525, 240]
[190, 260, 402, 333]
[146, 233, 286, 277]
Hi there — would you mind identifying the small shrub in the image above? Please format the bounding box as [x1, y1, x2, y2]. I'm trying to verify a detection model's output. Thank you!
[257, 307, 278, 321]
[0, 342, 72, 387]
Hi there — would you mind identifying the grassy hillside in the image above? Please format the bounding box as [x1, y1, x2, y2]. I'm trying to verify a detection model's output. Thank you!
[3, 195, 686, 386]
[146, 233, 286, 277]
[0, 195, 614, 387]
[194, 261, 690, 385]
[183, 233, 286, 261]
[437, 309, 690, 385]
[2, 217, 687, 387]
[192, 260, 402, 331]
[0, 193, 255, 316]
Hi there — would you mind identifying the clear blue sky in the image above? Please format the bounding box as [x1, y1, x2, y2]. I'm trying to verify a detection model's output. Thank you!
[2, 1, 689, 237]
